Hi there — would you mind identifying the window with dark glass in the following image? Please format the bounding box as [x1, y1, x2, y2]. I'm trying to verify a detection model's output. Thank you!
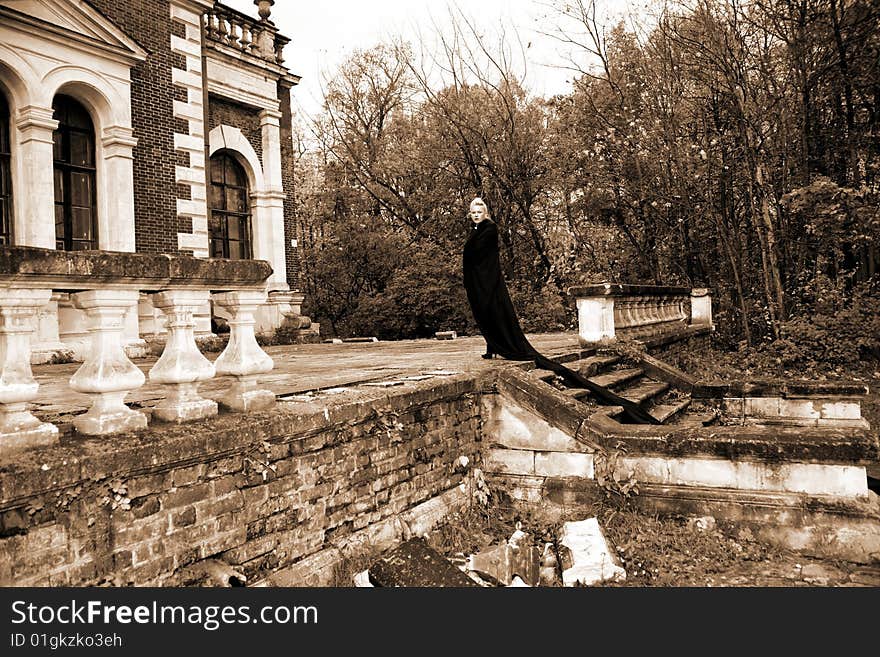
[53, 95, 97, 251]
[0, 92, 11, 245]
[209, 152, 252, 259]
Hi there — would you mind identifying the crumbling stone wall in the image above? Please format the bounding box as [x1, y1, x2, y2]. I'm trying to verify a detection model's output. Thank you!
[0, 378, 483, 586]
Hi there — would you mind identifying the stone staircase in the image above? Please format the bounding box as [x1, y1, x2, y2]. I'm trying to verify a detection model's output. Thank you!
[526, 353, 716, 427]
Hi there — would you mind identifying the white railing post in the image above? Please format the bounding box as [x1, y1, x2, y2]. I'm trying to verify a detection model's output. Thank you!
[69, 290, 147, 435]
[211, 290, 274, 412]
[149, 290, 217, 423]
[576, 296, 616, 343]
[0, 289, 58, 455]
[690, 288, 714, 329]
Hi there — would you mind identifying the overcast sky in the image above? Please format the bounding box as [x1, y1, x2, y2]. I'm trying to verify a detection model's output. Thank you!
[222, 1, 650, 119]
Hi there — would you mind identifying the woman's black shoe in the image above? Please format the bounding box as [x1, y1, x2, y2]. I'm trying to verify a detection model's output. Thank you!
[481, 352, 495, 359]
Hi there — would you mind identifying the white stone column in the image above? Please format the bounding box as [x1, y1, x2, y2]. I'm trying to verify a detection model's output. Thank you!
[69, 290, 147, 435]
[576, 296, 616, 344]
[149, 290, 217, 422]
[211, 290, 274, 412]
[14, 106, 58, 249]
[258, 108, 289, 291]
[100, 126, 138, 252]
[0, 289, 58, 456]
[690, 288, 714, 328]
[251, 190, 288, 290]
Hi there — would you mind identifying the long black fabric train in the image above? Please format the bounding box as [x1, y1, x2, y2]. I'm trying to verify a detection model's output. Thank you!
[463, 218, 660, 425]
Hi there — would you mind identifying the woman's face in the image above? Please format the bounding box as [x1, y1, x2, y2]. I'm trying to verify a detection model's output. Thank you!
[469, 201, 488, 224]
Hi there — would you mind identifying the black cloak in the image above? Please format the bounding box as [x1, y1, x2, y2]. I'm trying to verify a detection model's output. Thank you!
[463, 218, 660, 425]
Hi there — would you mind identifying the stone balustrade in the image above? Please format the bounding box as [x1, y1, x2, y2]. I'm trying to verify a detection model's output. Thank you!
[205, 3, 287, 65]
[0, 247, 276, 455]
[568, 283, 713, 345]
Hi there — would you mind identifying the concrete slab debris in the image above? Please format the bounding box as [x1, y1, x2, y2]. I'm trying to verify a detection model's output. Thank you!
[558, 518, 626, 586]
[368, 537, 479, 587]
[466, 528, 540, 586]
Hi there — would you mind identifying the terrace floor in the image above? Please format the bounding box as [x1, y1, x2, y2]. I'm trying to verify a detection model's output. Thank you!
[30, 332, 579, 431]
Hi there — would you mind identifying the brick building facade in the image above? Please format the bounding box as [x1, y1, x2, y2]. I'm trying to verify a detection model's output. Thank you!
[0, 0, 304, 358]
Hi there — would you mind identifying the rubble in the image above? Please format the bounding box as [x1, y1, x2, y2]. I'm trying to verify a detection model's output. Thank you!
[558, 518, 626, 586]
[368, 537, 479, 587]
[466, 527, 540, 586]
[687, 516, 717, 532]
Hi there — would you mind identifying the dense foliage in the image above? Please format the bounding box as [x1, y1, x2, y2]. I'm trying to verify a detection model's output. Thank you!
[293, 0, 879, 367]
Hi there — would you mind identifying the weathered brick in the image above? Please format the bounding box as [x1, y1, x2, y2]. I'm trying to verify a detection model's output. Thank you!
[172, 506, 196, 528]
[173, 464, 206, 487]
[195, 492, 243, 520]
[130, 496, 161, 519]
[164, 482, 211, 509]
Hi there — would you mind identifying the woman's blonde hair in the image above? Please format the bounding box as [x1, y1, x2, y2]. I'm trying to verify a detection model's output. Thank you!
[469, 196, 491, 219]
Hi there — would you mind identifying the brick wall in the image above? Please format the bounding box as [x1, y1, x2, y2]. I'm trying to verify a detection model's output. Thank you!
[89, 0, 179, 254]
[208, 96, 263, 162]
[278, 81, 301, 289]
[0, 377, 483, 585]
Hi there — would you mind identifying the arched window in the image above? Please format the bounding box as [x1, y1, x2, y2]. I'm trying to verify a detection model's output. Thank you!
[0, 92, 11, 245]
[209, 151, 252, 259]
[53, 95, 97, 251]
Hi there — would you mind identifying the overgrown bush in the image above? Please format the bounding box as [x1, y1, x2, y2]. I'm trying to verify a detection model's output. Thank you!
[744, 277, 880, 372]
[508, 282, 572, 333]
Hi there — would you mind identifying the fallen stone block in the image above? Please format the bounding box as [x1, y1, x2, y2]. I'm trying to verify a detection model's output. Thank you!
[353, 570, 373, 587]
[368, 538, 478, 587]
[687, 515, 717, 533]
[558, 518, 626, 586]
[435, 331, 457, 340]
[466, 529, 540, 586]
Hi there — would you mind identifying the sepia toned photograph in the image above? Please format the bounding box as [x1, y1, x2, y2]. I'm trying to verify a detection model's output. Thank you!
[0, 0, 878, 598]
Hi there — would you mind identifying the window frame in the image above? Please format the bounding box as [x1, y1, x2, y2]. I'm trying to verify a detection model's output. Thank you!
[52, 94, 98, 251]
[209, 151, 253, 260]
[0, 92, 11, 246]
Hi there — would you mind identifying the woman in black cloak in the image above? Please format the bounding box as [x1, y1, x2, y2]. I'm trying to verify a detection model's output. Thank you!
[462, 197, 659, 425]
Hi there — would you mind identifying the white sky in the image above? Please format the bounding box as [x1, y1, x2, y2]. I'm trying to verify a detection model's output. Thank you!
[222, 1, 652, 119]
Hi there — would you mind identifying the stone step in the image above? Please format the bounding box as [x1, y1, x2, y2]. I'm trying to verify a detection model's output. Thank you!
[529, 369, 557, 383]
[589, 368, 644, 389]
[675, 411, 718, 427]
[571, 355, 620, 378]
[620, 381, 670, 404]
[649, 398, 691, 423]
[562, 387, 591, 401]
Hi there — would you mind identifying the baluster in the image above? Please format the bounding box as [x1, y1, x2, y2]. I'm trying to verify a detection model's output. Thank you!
[240, 23, 252, 52]
[249, 26, 261, 54]
[216, 12, 228, 42]
[69, 290, 146, 435]
[148, 290, 217, 423]
[212, 291, 275, 412]
[205, 11, 217, 40]
[0, 289, 58, 455]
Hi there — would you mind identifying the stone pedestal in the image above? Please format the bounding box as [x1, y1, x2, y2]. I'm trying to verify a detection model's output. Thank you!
[149, 290, 217, 423]
[212, 291, 274, 412]
[0, 289, 58, 455]
[576, 296, 616, 343]
[691, 288, 714, 328]
[69, 290, 147, 435]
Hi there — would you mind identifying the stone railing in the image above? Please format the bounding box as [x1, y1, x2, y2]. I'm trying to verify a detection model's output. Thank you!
[204, 2, 288, 65]
[0, 247, 277, 456]
[568, 283, 713, 345]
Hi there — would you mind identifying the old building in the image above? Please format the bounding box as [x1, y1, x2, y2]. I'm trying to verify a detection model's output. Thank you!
[0, 0, 305, 361]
